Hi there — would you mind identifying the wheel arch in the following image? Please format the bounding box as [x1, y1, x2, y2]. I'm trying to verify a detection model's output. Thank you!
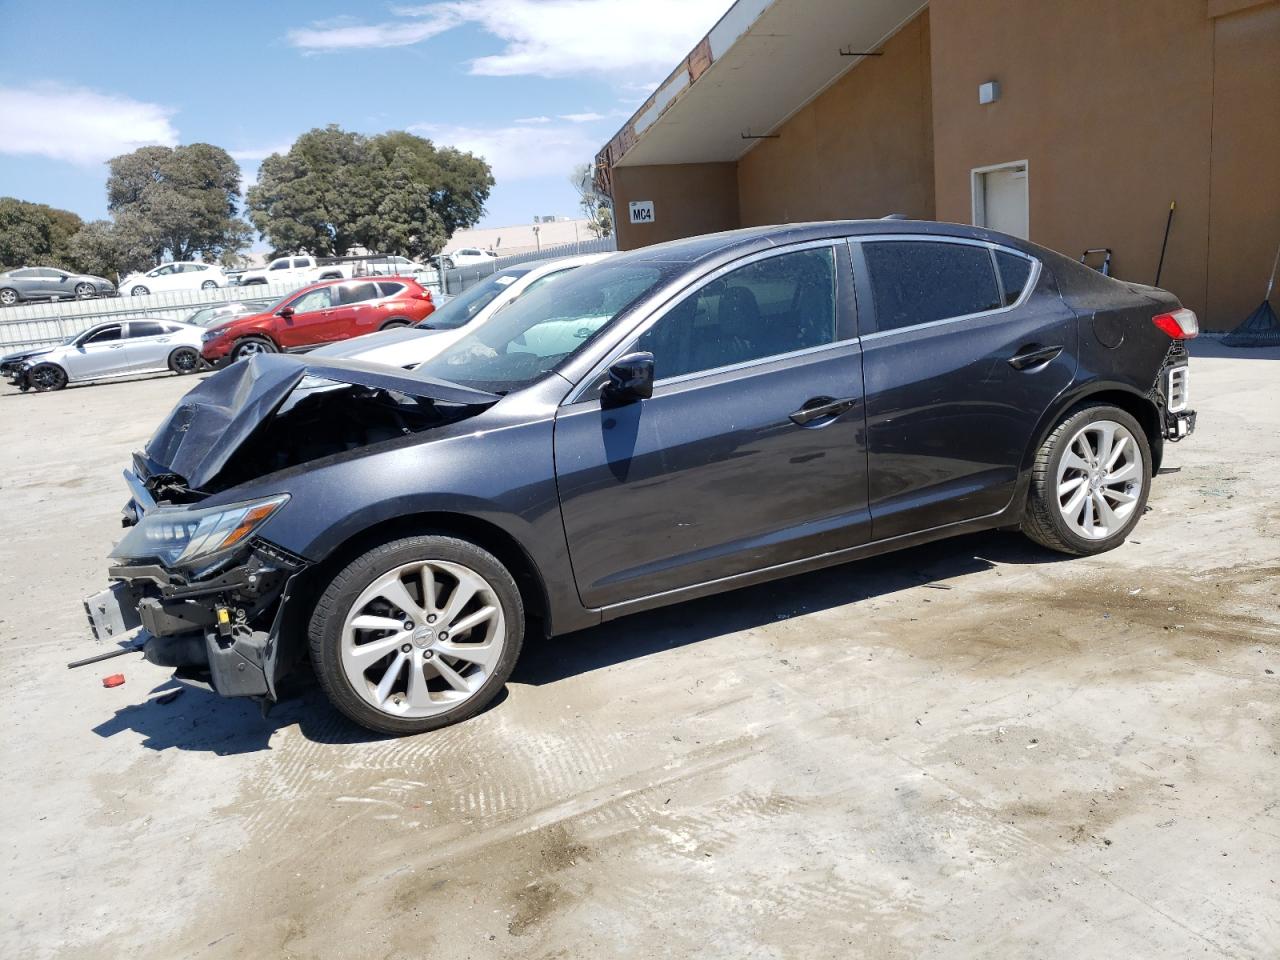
[378, 316, 412, 330]
[1021, 381, 1162, 475]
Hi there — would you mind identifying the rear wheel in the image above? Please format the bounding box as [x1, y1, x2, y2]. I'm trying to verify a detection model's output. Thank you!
[230, 336, 277, 362]
[200, 279, 218, 290]
[0, 288, 17, 306]
[379, 318, 411, 330]
[130, 285, 150, 296]
[1022, 404, 1151, 556]
[28, 363, 68, 392]
[168, 347, 201, 374]
[309, 535, 524, 735]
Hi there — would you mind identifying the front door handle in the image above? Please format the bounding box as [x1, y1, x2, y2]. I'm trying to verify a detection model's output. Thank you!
[1007, 344, 1063, 370]
[789, 396, 859, 426]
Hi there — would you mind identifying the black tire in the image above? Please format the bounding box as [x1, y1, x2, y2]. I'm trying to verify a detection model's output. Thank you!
[130, 285, 149, 296]
[309, 535, 525, 736]
[0, 288, 18, 306]
[168, 347, 201, 374]
[28, 362, 68, 392]
[379, 318, 411, 330]
[1022, 403, 1151, 556]
[74, 282, 95, 299]
[230, 336, 278, 362]
[201, 280, 218, 290]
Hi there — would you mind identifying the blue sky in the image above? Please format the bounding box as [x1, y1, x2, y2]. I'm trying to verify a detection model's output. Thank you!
[0, 0, 729, 236]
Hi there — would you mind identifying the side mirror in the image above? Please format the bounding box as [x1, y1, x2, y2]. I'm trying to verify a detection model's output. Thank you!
[601, 352, 655, 406]
[277, 306, 294, 319]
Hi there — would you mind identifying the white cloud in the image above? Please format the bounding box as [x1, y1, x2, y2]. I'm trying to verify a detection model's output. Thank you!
[514, 116, 553, 125]
[559, 112, 606, 123]
[289, 1, 729, 78]
[410, 120, 602, 180]
[229, 143, 293, 162]
[0, 84, 178, 165]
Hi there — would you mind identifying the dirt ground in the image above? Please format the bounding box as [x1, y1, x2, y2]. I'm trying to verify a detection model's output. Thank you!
[1, 341, 1276, 960]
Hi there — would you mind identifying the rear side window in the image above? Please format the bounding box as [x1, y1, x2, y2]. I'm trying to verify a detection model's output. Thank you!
[995, 250, 1033, 305]
[633, 246, 838, 381]
[376, 282, 406, 298]
[335, 282, 381, 305]
[292, 258, 310, 269]
[863, 241, 1002, 332]
[128, 321, 165, 338]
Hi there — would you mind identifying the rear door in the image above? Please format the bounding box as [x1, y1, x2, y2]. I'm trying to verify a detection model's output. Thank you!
[122, 320, 174, 372]
[275, 287, 333, 348]
[325, 281, 385, 339]
[852, 236, 1077, 539]
[555, 242, 870, 609]
[61, 324, 132, 379]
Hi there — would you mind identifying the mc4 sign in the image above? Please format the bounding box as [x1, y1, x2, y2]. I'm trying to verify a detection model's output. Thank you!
[629, 201, 655, 224]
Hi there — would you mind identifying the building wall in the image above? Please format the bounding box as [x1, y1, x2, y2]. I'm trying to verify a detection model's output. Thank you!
[737, 9, 935, 226]
[929, 0, 1279, 329]
[611, 163, 741, 250]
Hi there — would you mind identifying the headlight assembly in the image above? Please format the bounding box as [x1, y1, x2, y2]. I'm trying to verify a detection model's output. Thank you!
[110, 495, 289, 567]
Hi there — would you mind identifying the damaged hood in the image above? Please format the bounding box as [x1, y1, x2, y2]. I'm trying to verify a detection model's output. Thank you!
[144, 353, 498, 490]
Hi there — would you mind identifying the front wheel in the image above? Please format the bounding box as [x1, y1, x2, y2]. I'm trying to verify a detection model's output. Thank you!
[1022, 404, 1151, 556]
[28, 363, 68, 392]
[230, 336, 277, 361]
[309, 535, 525, 735]
[130, 285, 150, 296]
[75, 283, 95, 299]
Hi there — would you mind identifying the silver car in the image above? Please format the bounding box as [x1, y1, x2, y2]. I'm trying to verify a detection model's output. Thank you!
[0, 267, 116, 305]
[3, 318, 206, 392]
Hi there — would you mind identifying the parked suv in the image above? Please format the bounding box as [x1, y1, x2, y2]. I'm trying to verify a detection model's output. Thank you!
[200, 277, 435, 365]
[85, 221, 1197, 735]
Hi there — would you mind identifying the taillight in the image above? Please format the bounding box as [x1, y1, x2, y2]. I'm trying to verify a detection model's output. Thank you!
[1152, 308, 1198, 340]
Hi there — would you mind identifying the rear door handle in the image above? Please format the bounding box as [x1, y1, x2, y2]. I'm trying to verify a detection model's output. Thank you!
[1007, 344, 1063, 370]
[789, 396, 859, 426]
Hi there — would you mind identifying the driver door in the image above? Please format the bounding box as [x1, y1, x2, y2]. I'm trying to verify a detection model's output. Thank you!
[275, 287, 333, 348]
[61, 324, 133, 379]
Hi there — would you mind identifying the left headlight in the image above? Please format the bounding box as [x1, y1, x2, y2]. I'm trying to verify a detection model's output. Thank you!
[111, 494, 289, 567]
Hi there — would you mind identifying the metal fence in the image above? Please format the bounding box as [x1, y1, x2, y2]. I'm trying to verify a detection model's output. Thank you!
[441, 234, 617, 294]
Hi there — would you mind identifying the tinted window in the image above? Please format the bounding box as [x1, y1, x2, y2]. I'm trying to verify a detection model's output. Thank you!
[84, 325, 121, 344]
[11, 269, 37, 278]
[634, 247, 838, 381]
[995, 250, 1033, 305]
[863, 241, 1001, 332]
[292, 258, 310, 269]
[128, 321, 165, 338]
[376, 282, 406, 299]
[417, 268, 532, 330]
[290, 288, 331, 313]
[269, 260, 289, 270]
[334, 282, 381, 305]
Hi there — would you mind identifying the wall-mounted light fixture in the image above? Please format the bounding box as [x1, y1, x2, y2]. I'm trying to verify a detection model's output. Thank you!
[979, 80, 1001, 105]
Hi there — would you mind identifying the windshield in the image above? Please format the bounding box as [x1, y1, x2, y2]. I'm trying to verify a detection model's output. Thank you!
[417, 268, 532, 330]
[413, 261, 675, 394]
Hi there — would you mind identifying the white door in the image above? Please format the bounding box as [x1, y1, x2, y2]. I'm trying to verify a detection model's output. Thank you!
[973, 163, 1029, 239]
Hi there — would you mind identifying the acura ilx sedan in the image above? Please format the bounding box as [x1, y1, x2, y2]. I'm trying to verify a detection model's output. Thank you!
[81, 220, 1197, 735]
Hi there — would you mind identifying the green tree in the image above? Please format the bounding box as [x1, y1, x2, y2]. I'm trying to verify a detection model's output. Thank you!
[569, 163, 613, 239]
[0, 197, 83, 269]
[248, 126, 492, 259]
[106, 143, 251, 264]
[64, 218, 154, 278]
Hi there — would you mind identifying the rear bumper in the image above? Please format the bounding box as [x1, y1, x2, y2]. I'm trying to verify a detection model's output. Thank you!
[1164, 407, 1196, 441]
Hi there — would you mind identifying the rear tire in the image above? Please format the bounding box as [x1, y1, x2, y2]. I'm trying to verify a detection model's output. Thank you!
[309, 535, 524, 736]
[230, 336, 277, 362]
[0, 288, 17, 306]
[200, 280, 218, 290]
[379, 318, 411, 330]
[1022, 403, 1151, 556]
[28, 363, 68, 392]
[168, 347, 201, 374]
[130, 285, 150, 296]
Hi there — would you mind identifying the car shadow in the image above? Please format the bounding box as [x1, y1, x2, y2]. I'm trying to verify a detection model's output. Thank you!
[89, 530, 1063, 755]
[1190, 338, 1280, 361]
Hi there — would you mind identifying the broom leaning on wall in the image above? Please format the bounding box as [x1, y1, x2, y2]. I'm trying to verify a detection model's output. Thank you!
[1223, 241, 1280, 348]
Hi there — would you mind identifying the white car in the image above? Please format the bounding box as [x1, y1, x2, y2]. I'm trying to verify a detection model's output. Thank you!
[236, 256, 353, 287]
[120, 262, 227, 297]
[4, 318, 207, 391]
[443, 246, 498, 270]
[307, 253, 612, 368]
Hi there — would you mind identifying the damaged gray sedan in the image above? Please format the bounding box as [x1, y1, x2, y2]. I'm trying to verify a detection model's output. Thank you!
[82, 222, 1196, 735]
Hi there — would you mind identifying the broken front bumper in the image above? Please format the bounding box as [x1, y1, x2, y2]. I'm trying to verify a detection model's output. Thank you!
[81, 540, 309, 700]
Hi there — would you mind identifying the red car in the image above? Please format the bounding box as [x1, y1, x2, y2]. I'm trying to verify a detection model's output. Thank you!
[201, 276, 435, 365]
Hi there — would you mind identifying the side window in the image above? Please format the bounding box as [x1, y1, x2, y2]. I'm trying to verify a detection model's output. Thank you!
[862, 241, 1002, 332]
[128, 321, 165, 338]
[11, 269, 37, 278]
[995, 250, 1033, 306]
[376, 282, 406, 298]
[84, 325, 122, 344]
[191, 264, 208, 272]
[290, 288, 332, 313]
[522, 268, 575, 295]
[293, 258, 311, 269]
[335, 282, 381, 305]
[632, 247, 838, 382]
[268, 260, 289, 271]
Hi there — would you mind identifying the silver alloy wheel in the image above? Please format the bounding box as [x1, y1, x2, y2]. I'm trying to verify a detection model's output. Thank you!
[0, 289, 16, 305]
[201, 280, 217, 289]
[75, 283, 94, 299]
[131, 285, 149, 296]
[234, 340, 269, 359]
[1056, 419, 1143, 540]
[340, 559, 506, 718]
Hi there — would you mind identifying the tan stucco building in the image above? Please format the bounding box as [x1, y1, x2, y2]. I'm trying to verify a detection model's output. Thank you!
[595, 0, 1280, 331]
